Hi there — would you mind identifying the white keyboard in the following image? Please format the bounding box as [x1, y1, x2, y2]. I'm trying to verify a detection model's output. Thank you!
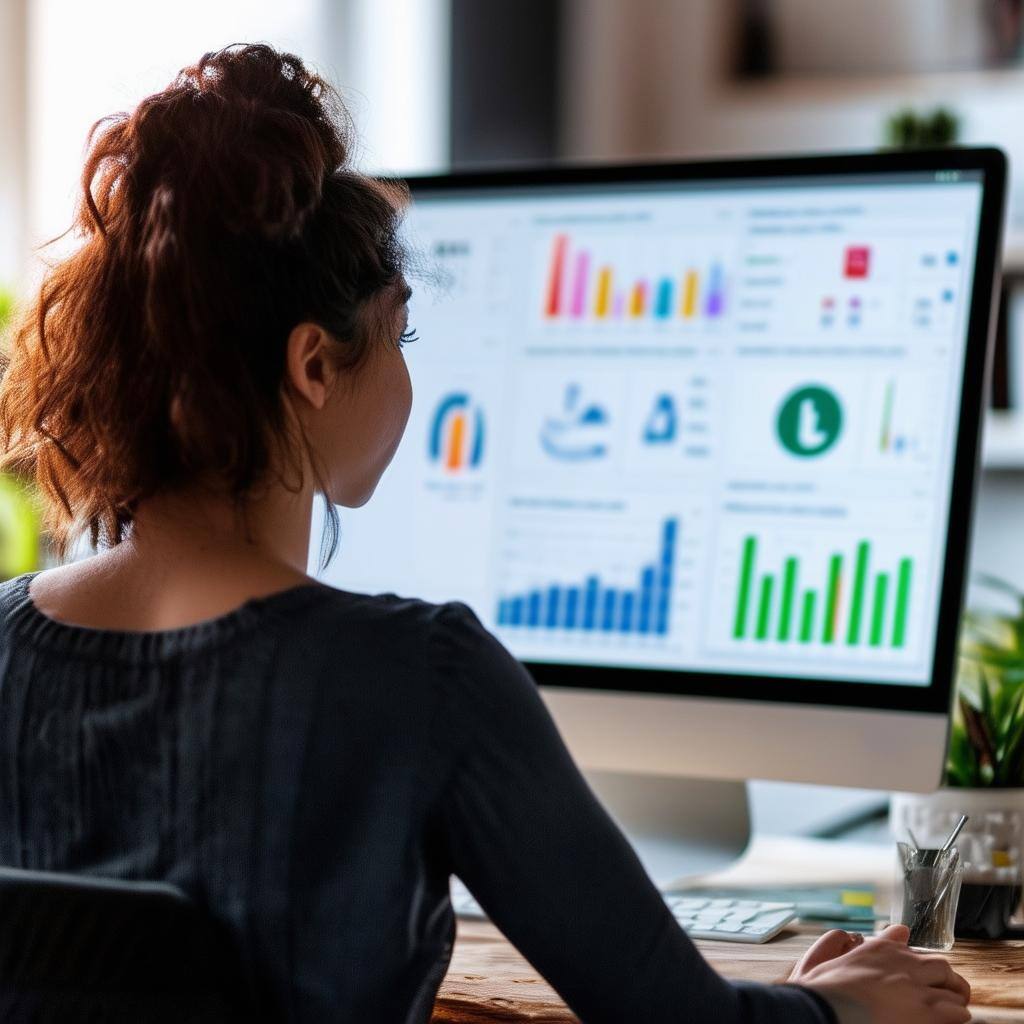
[661, 895, 797, 942]
[450, 882, 797, 944]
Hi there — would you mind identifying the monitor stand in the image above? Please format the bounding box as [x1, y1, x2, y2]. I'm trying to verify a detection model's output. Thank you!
[584, 770, 751, 887]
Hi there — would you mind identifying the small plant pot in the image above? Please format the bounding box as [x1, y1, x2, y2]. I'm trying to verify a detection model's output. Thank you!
[954, 878, 1022, 938]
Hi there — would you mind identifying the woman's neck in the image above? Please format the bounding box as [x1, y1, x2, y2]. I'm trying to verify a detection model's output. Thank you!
[29, 479, 320, 632]
[129, 481, 315, 575]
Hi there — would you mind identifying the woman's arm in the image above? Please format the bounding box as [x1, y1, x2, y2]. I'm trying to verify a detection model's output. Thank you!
[430, 603, 835, 1024]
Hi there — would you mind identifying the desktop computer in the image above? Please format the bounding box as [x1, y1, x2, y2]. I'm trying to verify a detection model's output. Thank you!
[311, 149, 1006, 882]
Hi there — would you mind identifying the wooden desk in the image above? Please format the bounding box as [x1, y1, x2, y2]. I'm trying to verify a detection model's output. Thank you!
[432, 837, 1024, 1023]
[433, 920, 1024, 1023]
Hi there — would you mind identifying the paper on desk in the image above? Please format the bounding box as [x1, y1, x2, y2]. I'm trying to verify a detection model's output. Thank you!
[663, 834, 896, 920]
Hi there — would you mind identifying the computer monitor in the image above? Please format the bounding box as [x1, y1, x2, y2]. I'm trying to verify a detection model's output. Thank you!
[311, 149, 1005, 875]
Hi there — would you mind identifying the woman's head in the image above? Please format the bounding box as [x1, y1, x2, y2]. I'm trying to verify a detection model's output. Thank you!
[0, 43, 412, 558]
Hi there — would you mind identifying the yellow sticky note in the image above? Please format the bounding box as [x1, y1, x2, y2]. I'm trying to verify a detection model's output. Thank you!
[840, 890, 874, 908]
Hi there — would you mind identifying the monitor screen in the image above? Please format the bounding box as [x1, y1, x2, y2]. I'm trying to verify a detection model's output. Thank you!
[310, 157, 1000, 704]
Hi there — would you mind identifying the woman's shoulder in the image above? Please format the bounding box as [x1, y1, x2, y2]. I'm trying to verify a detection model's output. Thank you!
[0, 573, 30, 623]
[299, 586, 522, 698]
[0, 574, 26, 600]
[300, 584, 491, 656]
[301, 581, 464, 623]
[281, 587, 532, 745]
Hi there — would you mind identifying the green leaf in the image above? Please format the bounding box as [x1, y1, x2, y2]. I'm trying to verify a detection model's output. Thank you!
[971, 573, 1024, 601]
[956, 674, 980, 712]
[950, 573, 1024, 785]
[946, 718, 983, 787]
[1000, 714, 1024, 786]
[980, 672, 995, 723]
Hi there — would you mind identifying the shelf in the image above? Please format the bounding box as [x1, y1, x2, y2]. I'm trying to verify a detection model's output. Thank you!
[981, 410, 1024, 469]
[720, 67, 1024, 110]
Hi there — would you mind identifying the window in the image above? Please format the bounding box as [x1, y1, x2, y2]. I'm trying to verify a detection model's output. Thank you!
[26, 0, 326, 256]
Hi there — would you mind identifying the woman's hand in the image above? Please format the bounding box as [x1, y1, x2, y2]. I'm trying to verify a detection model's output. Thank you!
[789, 924, 971, 1024]
[789, 928, 865, 978]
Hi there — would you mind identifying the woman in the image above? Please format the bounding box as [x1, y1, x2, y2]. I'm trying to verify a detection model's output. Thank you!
[0, 44, 971, 1024]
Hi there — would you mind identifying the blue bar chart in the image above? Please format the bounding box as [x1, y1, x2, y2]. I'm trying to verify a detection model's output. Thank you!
[496, 518, 678, 636]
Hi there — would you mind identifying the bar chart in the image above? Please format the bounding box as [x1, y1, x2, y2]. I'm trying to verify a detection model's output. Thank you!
[541, 232, 727, 325]
[731, 534, 914, 650]
[496, 517, 678, 636]
[869, 374, 931, 464]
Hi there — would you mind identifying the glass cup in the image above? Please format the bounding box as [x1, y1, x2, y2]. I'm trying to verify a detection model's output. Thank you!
[896, 804, 1023, 938]
[893, 842, 964, 951]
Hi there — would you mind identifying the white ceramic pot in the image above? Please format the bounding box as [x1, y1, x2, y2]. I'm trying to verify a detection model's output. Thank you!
[891, 788, 1024, 835]
[891, 788, 1024, 882]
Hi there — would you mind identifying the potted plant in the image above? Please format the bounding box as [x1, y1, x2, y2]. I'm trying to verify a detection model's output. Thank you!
[884, 107, 961, 150]
[0, 286, 14, 338]
[0, 287, 42, 582]
[892, 575, 1024, 936]
[947, 575, 1024, 791]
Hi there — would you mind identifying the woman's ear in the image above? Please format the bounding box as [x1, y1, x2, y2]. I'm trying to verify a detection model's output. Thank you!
[286, 323, 334, 410]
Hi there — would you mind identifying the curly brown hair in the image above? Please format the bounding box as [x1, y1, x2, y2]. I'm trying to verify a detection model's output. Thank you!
[0, 43, 407, 558]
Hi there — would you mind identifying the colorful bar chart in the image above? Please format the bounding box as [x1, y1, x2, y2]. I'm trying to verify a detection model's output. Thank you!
[496, 518, 678, 636]
[732, 535, 913, 650]
[542, 233, 726, 324]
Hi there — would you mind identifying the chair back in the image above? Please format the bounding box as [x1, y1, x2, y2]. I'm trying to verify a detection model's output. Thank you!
[0, 867, 252, 1023]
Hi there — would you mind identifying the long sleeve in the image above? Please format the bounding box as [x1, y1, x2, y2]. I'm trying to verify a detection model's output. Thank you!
[431, 602, 835, 1024]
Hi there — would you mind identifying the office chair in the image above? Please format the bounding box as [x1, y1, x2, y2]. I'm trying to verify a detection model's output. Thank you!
[0, 866, 253, 1023]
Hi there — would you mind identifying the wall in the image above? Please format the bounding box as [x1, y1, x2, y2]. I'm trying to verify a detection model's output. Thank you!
[24, 0, 330, 260]
[0, 0, 27, 289]
[561, 0, 1024, 173]
[341, 0, 450, 173]
[970, 472, 1024, 587]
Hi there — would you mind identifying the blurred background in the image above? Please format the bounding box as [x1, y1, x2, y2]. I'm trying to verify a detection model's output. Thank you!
[6, 1, 1024, 578]
[4, 0, 1024, 831]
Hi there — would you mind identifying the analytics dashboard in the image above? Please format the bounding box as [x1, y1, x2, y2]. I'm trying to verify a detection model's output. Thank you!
[311, 169, 986, 689]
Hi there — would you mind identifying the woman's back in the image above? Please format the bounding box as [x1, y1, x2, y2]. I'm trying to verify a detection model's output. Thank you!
[0, 575, 461, 1020]
[0, 572, 848, 1023]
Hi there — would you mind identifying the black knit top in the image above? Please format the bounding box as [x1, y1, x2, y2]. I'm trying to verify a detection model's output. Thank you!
[0, 573, 835, 1023]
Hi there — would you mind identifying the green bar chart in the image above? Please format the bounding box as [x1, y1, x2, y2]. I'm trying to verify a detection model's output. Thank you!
[732, 534, 913, 650]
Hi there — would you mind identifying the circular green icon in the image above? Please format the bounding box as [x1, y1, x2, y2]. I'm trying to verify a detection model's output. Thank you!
[776, 385, 842, 457]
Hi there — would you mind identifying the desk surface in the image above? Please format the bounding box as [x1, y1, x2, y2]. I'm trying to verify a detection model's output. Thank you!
[432, 836, 1024, 1024]
[433, 920, 1024, 1023]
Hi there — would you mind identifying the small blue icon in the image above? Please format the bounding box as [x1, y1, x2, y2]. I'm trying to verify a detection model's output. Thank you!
[946, 250, 959, 266]
[429, 392, 485, 469]
[540, 383, 610, 461]
[942, 288, 955, 303]
[643, 394, 678, 444]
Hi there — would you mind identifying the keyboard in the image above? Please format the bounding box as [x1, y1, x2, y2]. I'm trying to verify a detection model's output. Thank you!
[450, 882, 797, 944]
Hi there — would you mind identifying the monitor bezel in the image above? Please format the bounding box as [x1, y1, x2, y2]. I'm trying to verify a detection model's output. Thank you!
[402, 147, 1007, 715]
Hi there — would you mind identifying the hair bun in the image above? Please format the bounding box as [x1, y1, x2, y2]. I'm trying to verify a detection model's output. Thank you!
[100, 44, 349, 242]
